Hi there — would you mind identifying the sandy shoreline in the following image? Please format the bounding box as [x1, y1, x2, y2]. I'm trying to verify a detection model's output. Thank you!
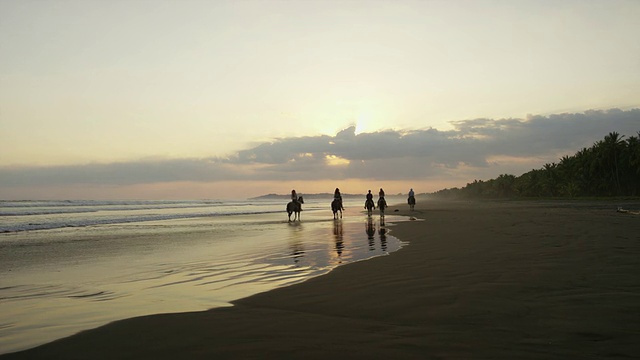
[3, 199, 640, 359]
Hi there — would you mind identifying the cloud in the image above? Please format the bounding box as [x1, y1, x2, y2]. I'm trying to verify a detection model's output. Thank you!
[1, 108, 638, 189]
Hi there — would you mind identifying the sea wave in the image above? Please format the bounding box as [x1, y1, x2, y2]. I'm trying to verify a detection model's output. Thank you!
[0, 210, 283, 233]
[0, 200, 226, 216]
[0, 199, 287, 233]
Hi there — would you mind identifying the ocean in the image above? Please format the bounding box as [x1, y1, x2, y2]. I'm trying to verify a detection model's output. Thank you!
[0, 196, 407, 354]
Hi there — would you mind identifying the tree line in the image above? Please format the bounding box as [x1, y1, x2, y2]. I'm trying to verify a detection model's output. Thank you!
[432, 131, 640, 199]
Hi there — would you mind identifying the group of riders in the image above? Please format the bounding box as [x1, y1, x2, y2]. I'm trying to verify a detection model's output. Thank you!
[288, 187, 416, 221]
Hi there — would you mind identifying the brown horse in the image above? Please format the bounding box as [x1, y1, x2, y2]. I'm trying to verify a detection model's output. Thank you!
[377, 197, 387, 217]
[408, 195, 416, 211]
[286, 196, 304, 222]
[331, 198, 343, 219]
[364, 198, 375, 217]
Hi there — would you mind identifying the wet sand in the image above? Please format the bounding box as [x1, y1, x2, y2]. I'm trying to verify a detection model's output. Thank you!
[4, 199, 640, 359]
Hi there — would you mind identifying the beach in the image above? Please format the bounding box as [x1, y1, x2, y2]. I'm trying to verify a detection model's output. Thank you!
[3, 198, 640, 359]
[0, 198, 404, 354]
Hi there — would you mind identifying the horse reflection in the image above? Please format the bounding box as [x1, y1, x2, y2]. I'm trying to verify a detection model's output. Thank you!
[333, 219, 344, 259]
[379, 218, 387, 252]
[287, 221, 305, 265]
[366, 217, 376, 250]
[290, 241, 305, 265]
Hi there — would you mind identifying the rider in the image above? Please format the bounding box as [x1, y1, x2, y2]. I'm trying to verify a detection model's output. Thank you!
[334, 188, 345, 210]
[365, 190, 374, 209]
[379, 188, 385, 199]
[408, 188, 415, 207]
[291, 189, 298, 205]
[366, 190, 373, 202]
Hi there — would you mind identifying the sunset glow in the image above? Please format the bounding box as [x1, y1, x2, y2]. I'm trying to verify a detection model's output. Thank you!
[1, 0, 638, 199]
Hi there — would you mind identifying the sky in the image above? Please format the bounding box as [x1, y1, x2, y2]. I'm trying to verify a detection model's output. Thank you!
[1, 0, 638, 200]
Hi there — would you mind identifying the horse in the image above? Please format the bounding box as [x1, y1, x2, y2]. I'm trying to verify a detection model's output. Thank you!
[364, 198, 375, 217]
[408, 195, 416, 211]
[286, 196, 304, 222]
[377, 197, 387, 217]
[331, 198, 343, 219]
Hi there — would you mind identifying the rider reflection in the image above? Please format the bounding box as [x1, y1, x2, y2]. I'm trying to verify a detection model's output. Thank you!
[333, 219, 344, 260]
[290, 241, 305, 265]
[288, 220, 304, 265]
[366, 217, 376, 251]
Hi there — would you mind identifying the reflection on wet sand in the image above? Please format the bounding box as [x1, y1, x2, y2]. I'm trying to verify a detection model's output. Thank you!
[365, 217, 390, 252]
[379, 218, 387, 252]
[366, 217, 376, 251]
[283, 215, 400, 269]
[333, 219, 344, 261]
[288, 222, 305, 265]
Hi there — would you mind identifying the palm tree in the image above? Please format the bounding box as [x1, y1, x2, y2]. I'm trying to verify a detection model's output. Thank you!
[601, 132, 625, 195]
[623, 132, 640, 195]
[542, 162, 558, 196]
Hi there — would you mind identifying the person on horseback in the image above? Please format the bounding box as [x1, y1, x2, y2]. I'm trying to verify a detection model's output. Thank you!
[366, 190, 373, 202]
[408, 188, 416, 211]
[377, 189, 387, 217]
[334, 188, 344, 210]
[291, 190, 298, 205]
[364, 190, 375, 215]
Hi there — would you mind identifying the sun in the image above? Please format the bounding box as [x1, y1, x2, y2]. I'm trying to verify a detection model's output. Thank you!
[354, 111, 374, 135]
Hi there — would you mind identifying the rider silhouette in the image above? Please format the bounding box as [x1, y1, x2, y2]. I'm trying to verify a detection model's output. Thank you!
[366, 190, 373, 202]
[334, 188, 344, 210]
[364, 190, 374, 212]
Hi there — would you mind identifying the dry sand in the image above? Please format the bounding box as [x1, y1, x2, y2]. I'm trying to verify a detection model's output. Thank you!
[3, 199, 640, 359]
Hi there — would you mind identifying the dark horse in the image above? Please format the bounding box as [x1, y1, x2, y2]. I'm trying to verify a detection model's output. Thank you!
[377, 197, 387, 217]
[287, 196, 304, 222]
[331, 198, 343, 219]
[364, 198, 375, 217]
[408, 195, 416, 211]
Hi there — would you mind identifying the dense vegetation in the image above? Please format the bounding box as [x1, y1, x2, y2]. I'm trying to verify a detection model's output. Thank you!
[432, 132, 640, 199]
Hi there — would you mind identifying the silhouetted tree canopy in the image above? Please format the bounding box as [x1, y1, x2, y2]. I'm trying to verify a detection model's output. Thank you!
[432, 131, 640, 199]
